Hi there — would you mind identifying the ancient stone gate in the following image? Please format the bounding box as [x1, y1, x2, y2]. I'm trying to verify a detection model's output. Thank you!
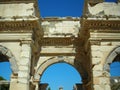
[0, 0, 120, 90]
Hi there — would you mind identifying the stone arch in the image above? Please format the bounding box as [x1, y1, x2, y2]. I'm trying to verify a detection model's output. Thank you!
[0, 45, 18, 74]
[34, 56, 82, 80]
[104, 46, 120, 72]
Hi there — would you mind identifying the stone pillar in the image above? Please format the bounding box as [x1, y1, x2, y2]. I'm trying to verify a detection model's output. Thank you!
[10, 41, 32, 90]
[18, 42, 31, 90]
[33, 80, 39, 90]
[91, 45, 111, 90]
[10, 74, 18, 90]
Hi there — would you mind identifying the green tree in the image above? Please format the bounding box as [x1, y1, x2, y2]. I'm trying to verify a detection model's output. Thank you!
[0, 76, 5, 80]
[48, 87, 51, 90]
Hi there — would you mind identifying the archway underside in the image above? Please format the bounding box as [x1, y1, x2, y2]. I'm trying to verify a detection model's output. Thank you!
[0, 45, 18, 74]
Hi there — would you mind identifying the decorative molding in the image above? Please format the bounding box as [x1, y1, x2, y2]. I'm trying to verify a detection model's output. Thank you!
[41, 37, 85, 47]
[40, 53, 75, 56]
[82, 20, 120, 30]
[89, 40, 101, 45]
[42, 37, 74, 46]
[0, 33, 32, 41]
[41, 17, 80, 22]
[0, 20, 39, 31]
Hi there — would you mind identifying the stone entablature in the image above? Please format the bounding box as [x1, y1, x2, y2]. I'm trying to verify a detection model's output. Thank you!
[82, 20, 120, 30]
[0, 3, 35, 18]
[90, 30, 120, 41]
[0, 20, 39, 31]
[42, 17, 80, 37]
[41, 37, 76, 46]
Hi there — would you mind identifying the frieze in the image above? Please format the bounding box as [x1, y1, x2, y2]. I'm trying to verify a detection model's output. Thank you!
[82, 20, 120, 30]
[0, 20, 39, 31]
[42, 37, 74, 46]
[42, 37, 80, 46]
[40, 53, 75, 56]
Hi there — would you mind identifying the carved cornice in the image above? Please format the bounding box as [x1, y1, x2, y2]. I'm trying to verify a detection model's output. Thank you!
[82, 20, 120, 30]
[41, 37, 86, 47]
[42, 37, 74, 46]
[0, 20, 40, 31]
[40, 53, 75, 56]
[41, 17, 80, 22]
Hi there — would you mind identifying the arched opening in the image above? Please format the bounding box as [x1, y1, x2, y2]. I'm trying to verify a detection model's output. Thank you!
[110, 54, 120, 76]
[0, 45, 18, 90]
[0, 62, 12, 80]
[0, 55, 11, 90]
[110, 54, 120, 90]
[104, 47, 120, 90]
[40, 63, 82, 90]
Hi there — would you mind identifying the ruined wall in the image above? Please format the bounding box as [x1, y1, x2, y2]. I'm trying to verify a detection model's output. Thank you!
[88, 2, 120, 16]
[0, 3, 35, 18]
[0, 1, 42, 90]
[37, 17, 80, 67]
[89, 31, 120, 90]
[41, 17, 80, 37]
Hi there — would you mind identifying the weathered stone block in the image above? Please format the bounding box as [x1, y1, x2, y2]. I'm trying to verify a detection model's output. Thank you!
[91, 45, 100, 51]
[92, 57, 101, 65]
[20, 51, 31, 58]
[93, 77, 110, 85]
[10, 82, 29, 90]
[93, 78, 100, 84]
[18, 77, 29, 84]
[99, 77, 110, 85]
[105, 85, 111, 90]
[93, 64, 103, 71]
[93, 70, 103, 77]
[18, 71, 30, 78]
[93, 85, 104, 90]
[19, 66, 30, 71]
[19, 58, 30, 66]
[21, 44, 31, 51]
[0, 3, 34, 17]
[91, 51, 103, 58]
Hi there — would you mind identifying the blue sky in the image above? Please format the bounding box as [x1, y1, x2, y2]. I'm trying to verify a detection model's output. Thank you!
[38, 0, 84, 17]
[41, 63, 81, 90]
[0, 0, 120, 90]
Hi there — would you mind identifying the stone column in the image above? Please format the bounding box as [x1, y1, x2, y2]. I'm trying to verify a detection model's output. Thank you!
[91, 45, 111, 90]
[10, 41, 32, 90]
[34, 81, 39, 90]
[10, 74, 18, 90]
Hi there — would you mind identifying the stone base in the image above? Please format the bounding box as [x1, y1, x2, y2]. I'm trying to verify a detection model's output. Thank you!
[10, 82, 29, 90]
